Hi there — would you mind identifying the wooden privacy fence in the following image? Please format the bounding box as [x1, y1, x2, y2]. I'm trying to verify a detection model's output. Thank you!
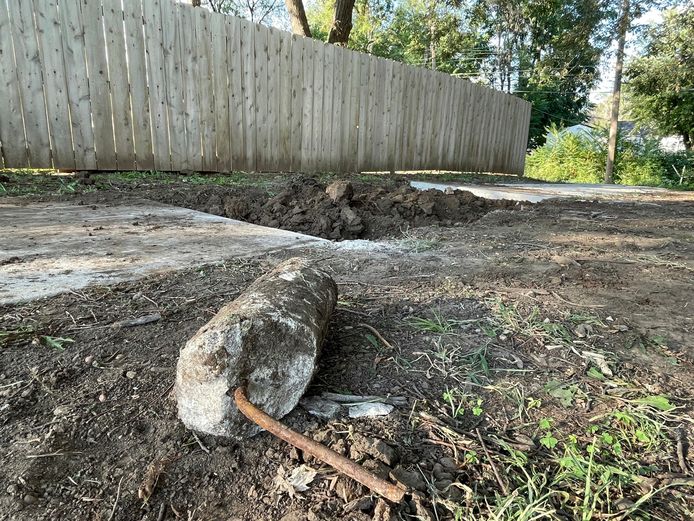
[0, 0, 531, 174]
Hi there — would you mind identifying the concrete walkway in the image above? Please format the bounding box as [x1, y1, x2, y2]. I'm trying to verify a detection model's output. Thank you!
[411, 180, 671, 202]
[0, 200, 327, 305]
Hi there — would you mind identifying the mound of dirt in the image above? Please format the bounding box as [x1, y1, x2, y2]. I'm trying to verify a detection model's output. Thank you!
[146, 177, 518, 239]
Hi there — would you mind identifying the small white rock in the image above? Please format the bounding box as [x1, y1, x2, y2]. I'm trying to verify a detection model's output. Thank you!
[84, 355, 94, 365]
[98, 393, 107, 402]
[348, 402, 394, 418]
[300, 396, 341, 420]
[125, 370, 136, 379]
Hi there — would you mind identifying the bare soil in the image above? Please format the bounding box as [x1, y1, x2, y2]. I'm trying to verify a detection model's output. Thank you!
[1, 173, 694, 520]
[52, 175, 517, 240]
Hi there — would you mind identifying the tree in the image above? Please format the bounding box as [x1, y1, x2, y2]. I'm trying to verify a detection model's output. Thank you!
[605, 0, 630, 183]
[625, 8, 694, 150]
[328, 0, 356, 45]
[204, 0, 283, 25]
[469, 0, 614, 147]
[308, 0, 395, 54]
[285, 0, 312, 36]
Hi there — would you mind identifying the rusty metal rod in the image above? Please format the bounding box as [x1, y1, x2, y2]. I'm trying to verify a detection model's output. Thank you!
[233, 387, 407, 503]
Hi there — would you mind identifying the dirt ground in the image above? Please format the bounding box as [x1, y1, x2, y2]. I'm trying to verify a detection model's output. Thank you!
[1, 172, 694, 520]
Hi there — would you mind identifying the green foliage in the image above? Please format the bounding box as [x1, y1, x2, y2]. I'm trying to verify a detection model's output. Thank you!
[470, 0, 615, 147]
[525, 124, 694, 188]
[307, 0, 614, 147]
[308, 0, 486, 75]
[625, 8, 694, 150]
[524, 125, 604, 183]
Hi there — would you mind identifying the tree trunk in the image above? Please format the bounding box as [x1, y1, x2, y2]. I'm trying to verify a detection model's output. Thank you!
[605, 0, 630, 184]
[285, 0, 312, 37]
[328, 0, 356, 46]
[429, 23, 436, 69]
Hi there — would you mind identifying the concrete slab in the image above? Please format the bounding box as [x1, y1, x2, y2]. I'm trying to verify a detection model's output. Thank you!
[0, 200, 327, 305]
[411, 180, 670, 203]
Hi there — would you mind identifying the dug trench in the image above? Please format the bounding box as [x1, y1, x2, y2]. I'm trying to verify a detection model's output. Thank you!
[69, 175, 521, 240]
[1, 174, 694, 520]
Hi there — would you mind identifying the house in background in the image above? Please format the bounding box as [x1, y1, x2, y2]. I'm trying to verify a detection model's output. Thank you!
[545, 122, 686, 151]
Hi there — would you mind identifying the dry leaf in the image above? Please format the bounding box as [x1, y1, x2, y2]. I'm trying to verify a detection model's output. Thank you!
[273, 464, 317, 497]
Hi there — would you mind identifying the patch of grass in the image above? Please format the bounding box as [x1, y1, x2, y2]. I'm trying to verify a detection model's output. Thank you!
[399, 229, 443, 253]
[1, 325, 73, 350]
[40, 335, 74, 350]
[409, 296, 692, 519]
[0, 326, 36, 347]
[102, 170, 273, 189]
[408, 309, 470, 334]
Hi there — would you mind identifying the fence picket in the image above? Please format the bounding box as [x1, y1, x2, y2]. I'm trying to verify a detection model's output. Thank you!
[179, 5, 202, 171]
[288, 35, 302, 172]
[226, 15, 245, 171]
[278, 30, 292, 170]
[103, 0, 135, 169]
[310, 41, 324, 173]
[9, 1, 52, 167]
[195, 9, 216, 171]
[123, 0, 154, 170]
[0, 1, 27, 167]
[59, 0, 96, 170]
[143, 0, 171, 171]
[266, 28, 281, 172]
[209, 13, 230, 171]
[239, 18, 256, 172]
[33, 0, 75, 169]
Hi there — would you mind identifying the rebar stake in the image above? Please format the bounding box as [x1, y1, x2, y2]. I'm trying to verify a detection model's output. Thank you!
[233, 387, 407, 503]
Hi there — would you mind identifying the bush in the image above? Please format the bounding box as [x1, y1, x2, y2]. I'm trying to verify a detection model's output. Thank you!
[525, 126, 603, 183]
[525, 125, 693, 188]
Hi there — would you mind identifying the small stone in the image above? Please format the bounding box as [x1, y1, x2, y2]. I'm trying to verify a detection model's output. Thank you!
[344, 496, 373, 513]
[350, 435, 399, 466]
[347, 402, 393, 418]
[340, 206, 360, 225]
[300, 396, 341, 420]
[125, 371, 136, 379]
[6, 484, 18, 495]
[20, 389, 31, 398]
[335, 477, 365, 502]
[325, 181, 353, 203]
[288, 447, 301, 461]
[84, 355, 94, 365]
[438, 457, 458, 472]
[362, 459, 391, 479]
[435, 479, 453, 491]
[98, 393, 107, 402]
[53, 405, 69, 416]
[22, 494, 37, 505]
[389, 466, 426, 492]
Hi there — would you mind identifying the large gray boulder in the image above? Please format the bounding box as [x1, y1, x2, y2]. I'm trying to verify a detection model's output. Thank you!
[175, 257, 337, 437]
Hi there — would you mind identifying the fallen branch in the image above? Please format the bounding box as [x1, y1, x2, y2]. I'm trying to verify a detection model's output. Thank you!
[551, 292, 605, 309]
[476, 428, 508, 496]
[107, 476, 124, 521]
[234, 387, 406, 502]
[112, 313, 161, 329]
[358, 323, 396, 350]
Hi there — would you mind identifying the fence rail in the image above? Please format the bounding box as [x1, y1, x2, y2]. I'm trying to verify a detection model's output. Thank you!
[0, 0, 531, 174]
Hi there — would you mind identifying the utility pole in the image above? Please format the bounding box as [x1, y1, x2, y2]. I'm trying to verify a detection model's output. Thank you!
[605, 0, 630, 184]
